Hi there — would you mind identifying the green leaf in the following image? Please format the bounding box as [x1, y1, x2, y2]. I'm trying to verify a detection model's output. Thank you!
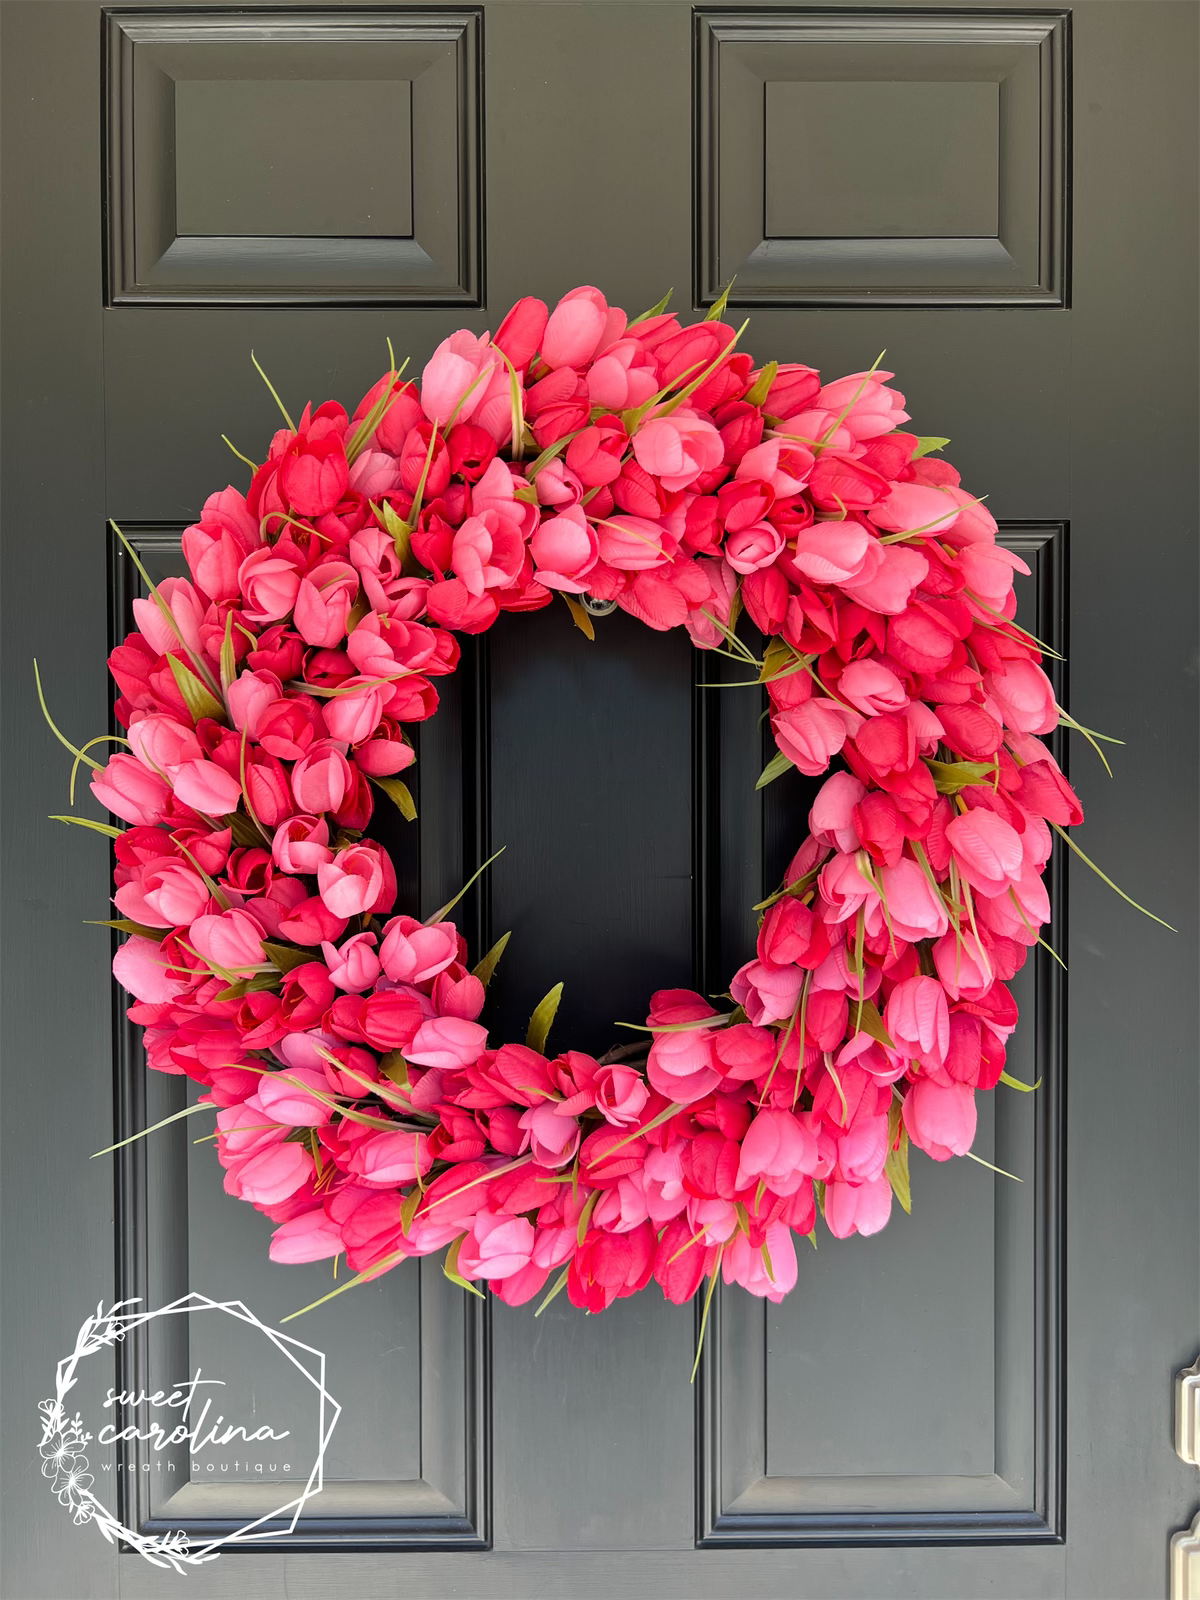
[225, 809, 268, 847]
[380, 1051, 412, 1090]
[264, 940, 313, 974]
[911, 435, 951, 460]
[85, 918, 166, 941]
[926, 757, 997, 794]
[92, 1099, 214, 1158]
[167, 653, 226, 724]
[34, 660, 106, 774]
[998, 1069, 1042, 1093]
[885, 1103, 912, 1214]
[743, 360, 778, 409]
[562, 593, 595, 641]
[443, 1237, 486, 1298]
[526, 981, 563, 1055]
[628, 287, 673, 327]
[347, 359, 411, 464]
[375, 498, 423, 572]
[757, 635, 806, 684]
[426, 845, 506, 927]
[846, 996, 895, 1051]
[399, 1185, 423, 1234]
[280, 1248, 409, 1322]
[472, 931, 511, 987]
[705, 279, 735, 321]
[371, 773, 417, 822]
[250, 350, 296, 431]
[524, 433, 574, 481]
[756, 749, 794, 790]
[111, 523, 223, 701]
[49, 814, 123, 839]
[219, 612, 237, 698]
[533, 1266, 570, 1317]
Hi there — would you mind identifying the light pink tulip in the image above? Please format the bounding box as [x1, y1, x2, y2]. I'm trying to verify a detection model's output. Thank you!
[272, 815, 333, 874]
[730, 959, 805, 1026]
[458, 1212, 536, 1280]
[870, 482, 959, 536]
[884, 976, 949, 1068]
[127, 713, 203, 775]
[238, 547, 303, 623]
[131, 577, 205, 659]
[823, 1175, 893, 1238]
[320, 932, 382, 993]
[541, 286, 616, 370]
[379, 915, 459, 983]
[321, 681, 385, 745]
[171, 759, 242, 817]
[269, 1208, 343, 1263]
[91, 753, 173, 826]
[518, 1102, 581, 1169]
[735, 1108, 818, 1195]
[816, 372, 909, 440]
[596, 513, 673, 571]
[421, 330, 498, 424]
[317, 846, 385, 918]
[946, 809, 1023, 896]
[251, 1067, 334, 1127]
[839, 659, 909, 715]
[633, 411, 724, 492]
[407, 1016, 488, 1070]
[188, 908, 267, 975]
[722, 1221, 797, 1301]
[530, 506, 599, 593]
[773, 700, 858, 776]
[810, 770, 867, 852]
[593, 1064, 649, 1127]
[291, 741, 353, 814]
[903, 1078, 977, 1160]
[112, 935, 189, 1003]
[984, 660, 1058, 735]
[116, 859, 210, 928]
[646, 1027, 721, 1104]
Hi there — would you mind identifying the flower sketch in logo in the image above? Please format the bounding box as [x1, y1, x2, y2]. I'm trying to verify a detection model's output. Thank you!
[37, 1293, 340, 1573]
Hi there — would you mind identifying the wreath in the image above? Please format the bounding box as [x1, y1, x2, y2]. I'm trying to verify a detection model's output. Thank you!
[45, 284, 1114, 1341]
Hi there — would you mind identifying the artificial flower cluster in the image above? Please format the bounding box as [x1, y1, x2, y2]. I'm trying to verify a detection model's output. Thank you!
[81, 284, 1081, 1316]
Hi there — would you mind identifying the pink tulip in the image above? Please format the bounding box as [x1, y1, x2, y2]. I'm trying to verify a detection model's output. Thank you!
[958, 541, 1030, 609]
[773, 700, 858, 776]
[529, 506, 600, 593]
[595, 513, 673, 571]
[730, 959, 805, 1026]
[251, 1067, 333, 1127]
[379, 915, 459, 983]
[493, 296, 549, 369]
[407, 1016, 488, 1070]
[823, 1175, 892, 1238]
[272, 815, 333, 875]
[112, 935, 189, 1003]
[131, 577, 205, 659]
[188, 908, 267, 975]
[985, 660, 1058, 735]
[227, 670, 283, 738]
[238, 546, 304, 623]
[586, 339, 658, 410]
[632, 411, 724, 492]
[320, 932, 381, 993]
[789, 522, 878, 585]
[870, 482, 959, 536]
[646, 1027, 721, 1104]
[269, 1208, 343, 1264]
[420, 329, 498, 424]
[518, 1102, 581, 1169]
[541, 285, 616, 370]
[903, 1078, 977, 1160]
[293, 560, 359, 648]
[458, 1212, 536, 1280]
[226, 1141, 313, 1205]
[451, 511, 525, 596]
[291, 741, 354, 814]
[352, 1128, 435, 1188]
[722, 1222, 798, 1301]
[724, 521, 783, 574]
[171, 759, 242, 817]
[735, 1108, 818, 1195]
[876, 859, 950, 942]
[946, 808, 1023, 896]
[810, 770, 867, 852]
[91, 754, 172, 826]
[593, 1064, 649, 1127]
[839, 659, 909, 715]
[842, 543, 929, 615]
[317, 845, 385, 918]
[321, 680, 385, 745]
[816, 371, 909, 440]
[116, 859, 210, 928]
[883, 976, 949, 1068]
[127, 713, 203, 775]
[932, 928, 994, 1001]
[347, 449, 403, 498]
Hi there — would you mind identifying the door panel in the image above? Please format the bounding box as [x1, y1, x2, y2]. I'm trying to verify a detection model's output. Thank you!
[3, 3, 1196, 1598]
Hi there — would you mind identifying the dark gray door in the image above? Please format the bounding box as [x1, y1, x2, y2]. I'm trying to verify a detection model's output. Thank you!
[3, 3, 1197, 1597]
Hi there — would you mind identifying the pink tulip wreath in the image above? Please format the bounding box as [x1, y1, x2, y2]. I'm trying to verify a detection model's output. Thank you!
[59, 285, 1091, 1321]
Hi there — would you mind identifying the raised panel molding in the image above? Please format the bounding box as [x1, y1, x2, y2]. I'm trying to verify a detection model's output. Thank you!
[107, 527, 489, 1550]
[697, 525, 1068, 1546]
[104, 10, 483, 306]
[694, 10, 1071, 307]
